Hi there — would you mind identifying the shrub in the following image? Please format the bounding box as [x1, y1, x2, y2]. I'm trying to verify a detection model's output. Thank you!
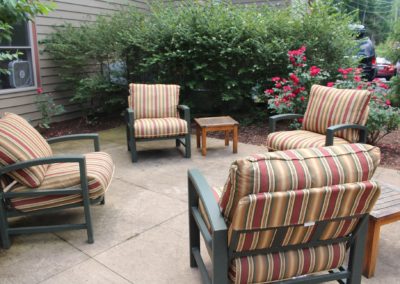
[332, 69, 400, 144]
[43, 0, 356, 118]
[35, 87, 65, 129]
[263, 46, 329, 128]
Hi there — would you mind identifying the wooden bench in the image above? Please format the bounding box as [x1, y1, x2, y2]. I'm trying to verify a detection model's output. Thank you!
[363, 183, 400, 278]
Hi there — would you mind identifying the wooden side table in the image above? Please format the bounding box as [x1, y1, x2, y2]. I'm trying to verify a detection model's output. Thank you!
[194, 116, 239, 156]
[363, 183, 400, 278]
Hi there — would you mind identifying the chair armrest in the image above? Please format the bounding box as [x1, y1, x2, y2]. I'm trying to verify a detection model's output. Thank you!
[268, 113, 303, 133]
[47, 134, 100, 152]
[0, 155, 89, 197]
[178, 105, 191, 125]
[326, 124, 368, 146]
[188, 169, 227, 233]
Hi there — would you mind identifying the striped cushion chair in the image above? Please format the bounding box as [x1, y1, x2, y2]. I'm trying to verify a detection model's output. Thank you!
[266, 85, 371, 151]
[188, 143, 381, 283]
[0, 113, 115, 249]
[126, 83, 191, 162]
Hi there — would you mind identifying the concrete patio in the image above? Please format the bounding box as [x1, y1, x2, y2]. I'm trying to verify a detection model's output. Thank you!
[1, 126, 399, 284]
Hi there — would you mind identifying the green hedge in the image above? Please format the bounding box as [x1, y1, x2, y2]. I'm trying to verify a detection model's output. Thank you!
[43, 0, 355, 118]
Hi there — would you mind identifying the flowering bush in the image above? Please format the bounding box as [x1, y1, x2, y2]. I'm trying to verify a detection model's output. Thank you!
[264, 46, 329, 128]
[331, 68, 400, 145]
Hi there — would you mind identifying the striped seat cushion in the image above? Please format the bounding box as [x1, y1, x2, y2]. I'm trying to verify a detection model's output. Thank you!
[229, 181, 380, 251]
[219, 144, 380, 221]
[229, 243, 346, 283]
[0, 113, 52, 188]
[302, 85, 370, 142]
[128, 84, 180, 119]
[266, 130, 349, 151]
[199, 186, 224, 231]
[9, 152, 114, 212]
[134, 118, 188, 138]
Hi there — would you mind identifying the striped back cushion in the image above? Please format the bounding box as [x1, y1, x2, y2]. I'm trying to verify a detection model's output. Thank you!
[0, 113, 52, 187]
[228, 181, 380, 251]
[219, 143, 380, 221]
[128, 83, 180, 119]
[302, 85, 370, 142]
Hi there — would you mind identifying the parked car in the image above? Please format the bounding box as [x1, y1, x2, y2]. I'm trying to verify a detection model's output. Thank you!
[350, 24, 377, 81]
[376, 57, 397, 80]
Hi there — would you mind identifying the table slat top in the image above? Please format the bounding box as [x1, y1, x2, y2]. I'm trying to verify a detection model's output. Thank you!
[194, 116, 239, 127]
[371, 183, 400, 219]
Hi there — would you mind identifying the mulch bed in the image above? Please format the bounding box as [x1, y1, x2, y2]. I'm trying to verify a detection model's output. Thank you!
[42, 115, 400, 170]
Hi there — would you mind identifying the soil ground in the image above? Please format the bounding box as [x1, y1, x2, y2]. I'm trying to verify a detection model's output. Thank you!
[43, 115, 400, 170]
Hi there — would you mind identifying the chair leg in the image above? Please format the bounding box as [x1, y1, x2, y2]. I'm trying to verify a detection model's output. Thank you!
[185, 134, 191, 158]
[0, 198, 10, 249]
[176, 138, 180, 147]
[100, 195, 105, 205]
[130, 138, 138, 163]
[347, 216, 368, 284]
[126, 125, 131, 151]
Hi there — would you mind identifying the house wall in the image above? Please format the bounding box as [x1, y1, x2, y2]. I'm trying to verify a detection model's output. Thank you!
[0, 0, 148, 124]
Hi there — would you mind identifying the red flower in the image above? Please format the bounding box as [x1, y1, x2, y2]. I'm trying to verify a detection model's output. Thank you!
[37, 87, 43, 94]
[272, 77, 281, 82]
[300, 96, 305, 101]
[309, 66, 320, 76]
[283, 85, 292, 92]
[379, 83, 389, 90]
[297, 117, 304, 124]
[264, 89, 274, 94]
[327, 82, 335, 87]
[354, 76, 361, 82]
[289, 73, 300, 85]
[356, 85, 363, 90]
[302, 56, 307, 61]
[274, 101, 280, 106]
[275, 83, 282, 88]
[386, 99, 391, 106]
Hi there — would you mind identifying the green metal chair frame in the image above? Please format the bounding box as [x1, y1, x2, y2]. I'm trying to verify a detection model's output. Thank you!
[125, 105, 191, 163]
[188, 168, 369, 284]
[268, 114, 368, 146]
[0, 134, 104, 249]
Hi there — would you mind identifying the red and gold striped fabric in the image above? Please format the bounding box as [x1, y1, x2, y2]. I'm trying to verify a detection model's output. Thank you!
[199, 186, 224, 231]
[229, 181, 380, 251]
[128, 84, 180, 119]
[302, 85, 370, 142]
[134, 117, 188, 138]
[0, 113, 52, 188]
[10, 152, 114, 212]
[219, 144, 380, 221]
[266, 130, 349, 151]
[229, 243, 346, 283]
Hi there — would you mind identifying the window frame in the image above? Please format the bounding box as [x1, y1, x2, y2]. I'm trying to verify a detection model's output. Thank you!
[0, 21, 40, 95]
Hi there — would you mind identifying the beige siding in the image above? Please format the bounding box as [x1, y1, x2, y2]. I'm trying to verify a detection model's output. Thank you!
[0, 0, 148, 124]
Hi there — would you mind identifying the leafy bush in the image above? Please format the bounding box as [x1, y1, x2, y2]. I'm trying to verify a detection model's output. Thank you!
[35, 87, 65, 129]
[330, 69, 399, 145]
[262, 46, 329, 128]
[43, 0, 356, 118]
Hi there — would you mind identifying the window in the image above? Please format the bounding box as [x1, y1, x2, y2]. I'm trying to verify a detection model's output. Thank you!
[0, 22, 36, 92]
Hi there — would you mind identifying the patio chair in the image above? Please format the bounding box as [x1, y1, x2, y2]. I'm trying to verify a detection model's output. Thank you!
[0, 113, 114, 249]
[126, 83, 191, 162]
[267, 85, 371, 151]
[188, 143, 381, 283]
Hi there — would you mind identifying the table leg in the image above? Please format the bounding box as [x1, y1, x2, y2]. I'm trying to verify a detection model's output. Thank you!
[225, 131, 229, 146]
[196, 127, 200, 148]
[363, 219, 380, 278]
[233, 125, 238, 153]
[201, 128, 207, 156]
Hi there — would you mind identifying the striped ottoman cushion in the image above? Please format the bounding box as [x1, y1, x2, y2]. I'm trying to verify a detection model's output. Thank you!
[10, 152, 114, 212]
[219, 144, 380, 221]
[134, 118, 188, 138]
[302, 85, 370, 142]
[128, 84, 180, 119]
[229, 181, 380, 251]
[229, 243, 346, 283]
[0, 113, 52, 187]
[266, 130, 349, 151]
